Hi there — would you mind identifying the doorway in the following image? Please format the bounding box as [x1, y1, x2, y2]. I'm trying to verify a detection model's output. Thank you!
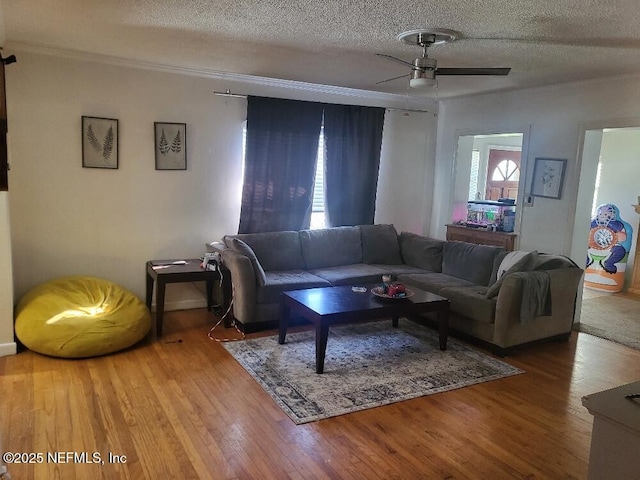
[572, 127, 640, 291]
[452, 132, 524, 226]
[572, 126, 640, 343]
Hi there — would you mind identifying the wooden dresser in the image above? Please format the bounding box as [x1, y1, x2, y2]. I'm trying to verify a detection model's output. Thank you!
[446, 224, 517, 251]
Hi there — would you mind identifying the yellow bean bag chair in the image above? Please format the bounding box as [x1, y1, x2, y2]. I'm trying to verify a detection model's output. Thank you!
[15, 276, 151, 358]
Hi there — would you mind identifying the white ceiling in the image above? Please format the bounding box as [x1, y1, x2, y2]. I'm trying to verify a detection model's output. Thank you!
[3, 0, 640, 100]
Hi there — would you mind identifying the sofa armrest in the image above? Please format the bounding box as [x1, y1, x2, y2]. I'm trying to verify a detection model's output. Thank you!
[221, 249, 258, 324]
[493, 268, 584, 346]
[206, 241, 226, 254]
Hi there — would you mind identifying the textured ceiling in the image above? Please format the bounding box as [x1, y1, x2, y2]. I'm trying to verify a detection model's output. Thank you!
[3, 0, 640, 99]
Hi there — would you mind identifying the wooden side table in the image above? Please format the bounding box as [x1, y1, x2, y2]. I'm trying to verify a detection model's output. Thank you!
[145, 259, 224, 336]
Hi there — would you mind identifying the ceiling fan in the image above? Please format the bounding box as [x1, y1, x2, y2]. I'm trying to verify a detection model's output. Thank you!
[376, 28, 511, 88]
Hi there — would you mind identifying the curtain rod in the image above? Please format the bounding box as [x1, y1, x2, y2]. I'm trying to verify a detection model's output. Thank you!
[386, 107, 432, 114]
[213, 90, 431, 114]
[214, 89, 248, 98]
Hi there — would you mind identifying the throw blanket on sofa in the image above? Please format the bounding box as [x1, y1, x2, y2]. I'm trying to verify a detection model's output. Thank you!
[514, 270, 552, 324]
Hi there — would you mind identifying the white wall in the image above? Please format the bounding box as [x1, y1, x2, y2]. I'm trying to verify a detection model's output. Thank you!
[451, 135, 474, 223]
[5, 51, 435, 321]
[571, 130, 603, 267]
[376, 109, 436, 235]
[0, 195, 14, 356]
[0, 6, 17, 356]
[432, 75, 640, 261]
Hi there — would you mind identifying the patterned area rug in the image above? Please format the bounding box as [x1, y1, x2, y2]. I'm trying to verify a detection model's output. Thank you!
[576, 295, 640, 350]
[223, 319, 524, 424]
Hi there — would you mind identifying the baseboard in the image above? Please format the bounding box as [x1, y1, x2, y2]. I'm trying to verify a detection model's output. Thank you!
[0, 342, 17, 357]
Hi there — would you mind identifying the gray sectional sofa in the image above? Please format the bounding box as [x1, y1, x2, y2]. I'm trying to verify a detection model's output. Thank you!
[212, 224, 583, 355]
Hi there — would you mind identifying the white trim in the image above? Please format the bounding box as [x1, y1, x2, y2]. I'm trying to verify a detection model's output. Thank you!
[441, 71, 640, 101]
[486, 144, 521, 152]
[8, 42, 434, 109]
[10, 42, 640, 103]
[0, 342, 17, 357]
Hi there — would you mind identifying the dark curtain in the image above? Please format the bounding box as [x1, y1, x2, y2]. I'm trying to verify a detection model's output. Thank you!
[238, 97, 324, 233]
[323, 104, 385, 227]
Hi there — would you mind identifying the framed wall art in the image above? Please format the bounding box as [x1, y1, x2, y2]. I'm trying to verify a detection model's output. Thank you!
[531, 157, 567, 199]
[82, 116, 118, 169]
[154, 122, 186, 170]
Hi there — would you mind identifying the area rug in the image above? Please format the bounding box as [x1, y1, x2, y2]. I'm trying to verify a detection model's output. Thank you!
[575, 295, 640, 350]
[223, 319, 524, 424]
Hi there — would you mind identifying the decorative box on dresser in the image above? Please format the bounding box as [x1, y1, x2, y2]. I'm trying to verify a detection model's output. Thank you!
[446, 224, 517, 251]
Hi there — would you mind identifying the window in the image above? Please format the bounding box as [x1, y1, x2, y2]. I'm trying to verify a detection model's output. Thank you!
[242, 123, 327, 229]
[491, 159, 520, 182]
[468, 150, 480, 200]
[310, 127, 326, 229]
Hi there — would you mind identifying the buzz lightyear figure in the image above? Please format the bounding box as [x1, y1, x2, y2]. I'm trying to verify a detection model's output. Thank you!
[587, 204, 633, 274]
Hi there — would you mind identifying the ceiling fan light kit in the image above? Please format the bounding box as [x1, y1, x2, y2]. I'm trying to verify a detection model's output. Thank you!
[409, 77, 435, 88]
[410, 56, 436, 88]
[377, 28, 511, 89]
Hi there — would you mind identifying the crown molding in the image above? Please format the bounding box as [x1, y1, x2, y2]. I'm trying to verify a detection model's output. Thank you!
[7, 42, 435, 110]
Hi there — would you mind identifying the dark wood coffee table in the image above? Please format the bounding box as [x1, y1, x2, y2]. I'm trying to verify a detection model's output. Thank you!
[278, 284, 450, 373]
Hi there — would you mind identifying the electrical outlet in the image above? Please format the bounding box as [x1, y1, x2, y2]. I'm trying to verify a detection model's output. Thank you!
[523, 195, 534, 207]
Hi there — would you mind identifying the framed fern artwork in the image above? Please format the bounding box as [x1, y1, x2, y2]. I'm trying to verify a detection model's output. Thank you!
[154, 122, 186, 170]
[82, 116, 118, 169]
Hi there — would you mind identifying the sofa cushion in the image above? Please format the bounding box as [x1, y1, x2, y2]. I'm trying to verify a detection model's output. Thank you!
[397, 272, 475, 295]
[495, 250, 533, 280]
[300, 226, 362, 270]
[257, 270, 331, 304]
[486, 250, 538, 298]
[360, 224, 402, 264]
[489, 250, 509, 286]
[309, 264, 389, 286]
[229, 238, 266, 287]
[442, 241, 504, 286]
[224, 231, 305, 271]
[438, 285, 496, 324]
[367, 264, 434, 278]
[398, 232, 444, 272]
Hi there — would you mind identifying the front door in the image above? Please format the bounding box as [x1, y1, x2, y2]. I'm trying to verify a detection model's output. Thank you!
[485, 149, 521, 201]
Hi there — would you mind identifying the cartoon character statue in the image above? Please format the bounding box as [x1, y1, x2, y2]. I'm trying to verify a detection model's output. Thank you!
[585, 203, 633, 292]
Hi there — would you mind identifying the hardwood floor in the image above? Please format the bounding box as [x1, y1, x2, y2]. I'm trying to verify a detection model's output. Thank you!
[2, 308, 640, 479]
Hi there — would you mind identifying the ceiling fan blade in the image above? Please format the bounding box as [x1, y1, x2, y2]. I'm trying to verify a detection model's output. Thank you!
[376, 53, 417, 69]
[376, 73, 410, 85]
[436, 67, 511, 76]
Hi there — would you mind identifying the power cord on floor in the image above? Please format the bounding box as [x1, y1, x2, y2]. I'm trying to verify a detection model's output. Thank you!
[208, 282, 245, 342]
